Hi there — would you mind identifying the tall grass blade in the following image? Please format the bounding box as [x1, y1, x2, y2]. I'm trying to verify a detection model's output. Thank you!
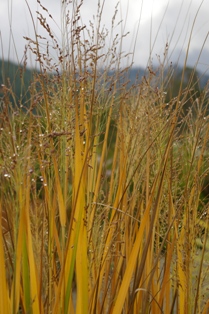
[0, 202, 11, 313]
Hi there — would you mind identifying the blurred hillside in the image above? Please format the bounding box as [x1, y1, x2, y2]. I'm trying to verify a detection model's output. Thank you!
[1, 59, 209, 106]
[0, 59, 36, 106]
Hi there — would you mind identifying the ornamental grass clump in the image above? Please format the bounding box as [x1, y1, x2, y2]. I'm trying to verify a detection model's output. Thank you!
[1, 1, 209, 313]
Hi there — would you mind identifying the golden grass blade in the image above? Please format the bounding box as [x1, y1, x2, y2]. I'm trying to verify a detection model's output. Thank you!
[0, 202, 11, 314]
[112, 200, 151, 314]
[51, 154, 66, 228]
[11, 187, 24, 314]
[24, 131, 42, 314]
[176, 233, 187, 314]
[74, 101, 88, 314]
[76, 221, 88, 314]
[26, 217, 42, 313]
[158, 189, 176, 312]
[22, 234, 31, 313]
[194, 216, 209, 313]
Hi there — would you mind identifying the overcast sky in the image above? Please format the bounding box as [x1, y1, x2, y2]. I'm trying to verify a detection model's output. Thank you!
[0, 0, 209, 73]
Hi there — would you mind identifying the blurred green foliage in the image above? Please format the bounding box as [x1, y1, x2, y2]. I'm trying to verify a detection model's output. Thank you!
[0, 59, 36, 107]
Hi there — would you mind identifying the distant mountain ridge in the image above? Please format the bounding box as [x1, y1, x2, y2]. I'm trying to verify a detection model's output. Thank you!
[1, 59, 209, 102]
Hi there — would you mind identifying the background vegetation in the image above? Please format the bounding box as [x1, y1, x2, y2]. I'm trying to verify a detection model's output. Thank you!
[1, 1, 209, 313]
